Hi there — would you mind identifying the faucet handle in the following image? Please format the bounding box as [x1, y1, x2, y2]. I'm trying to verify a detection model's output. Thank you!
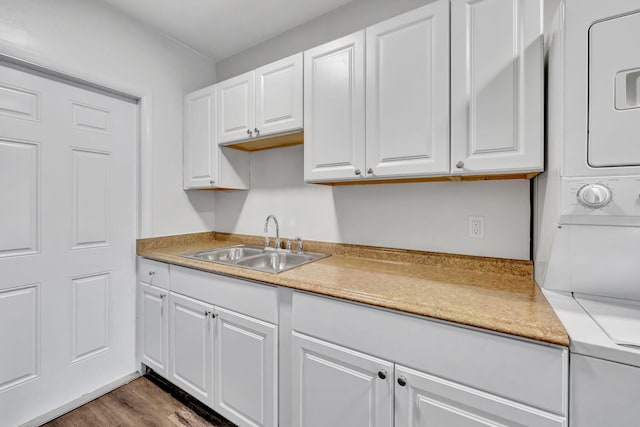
[286, 239, 293, 252]
[295, 237, 303, 254]
[263, 233, 270, 249]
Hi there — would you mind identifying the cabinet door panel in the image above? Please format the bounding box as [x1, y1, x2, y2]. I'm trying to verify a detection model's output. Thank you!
[139, 283, 168, 377]
[255, 53, 303, 137]
[366, 1, 450, 178]
[304, 31, 366, 182]
[214, 307, 277, 427]
[218, 71, 255, 144]
[292, 332, 393, 427]
[184, 85, 217, 189]
[395, 365, 565, 427]
[169, 292, 213, 405]
[451, 0, 543, 174]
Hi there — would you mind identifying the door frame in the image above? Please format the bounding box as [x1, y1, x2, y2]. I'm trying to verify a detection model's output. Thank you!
[0, 44, 152, 238]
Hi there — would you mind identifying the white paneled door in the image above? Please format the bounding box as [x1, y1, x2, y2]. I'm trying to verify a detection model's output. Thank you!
[0, 63, 137, 426]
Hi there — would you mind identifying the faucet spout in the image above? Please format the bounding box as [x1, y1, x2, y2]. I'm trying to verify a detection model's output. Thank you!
[263, 215, 280, 251]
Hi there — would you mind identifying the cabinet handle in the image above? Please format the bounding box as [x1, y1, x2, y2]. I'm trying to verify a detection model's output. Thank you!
[254, 128, 260, 136]
[211, 312, 217, 319]
[204, 310, 211, 318]
[246, 129, 253, 136]
[159, 294, 166, 300]
[209, 179, 215, 185]
[456, 161, 464, 169]
[367, 168, 374, 175]
[397, 376, 407, 387]
[377, 369, 387, 380]
[354, 169, 362, 176]
[148, 271, 155, 276]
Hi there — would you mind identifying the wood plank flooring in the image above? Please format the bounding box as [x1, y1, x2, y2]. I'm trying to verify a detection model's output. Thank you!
[43, 375, 236, 427]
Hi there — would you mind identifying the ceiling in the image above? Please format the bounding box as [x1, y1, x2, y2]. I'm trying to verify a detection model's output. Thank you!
[100, 0, 355, 62]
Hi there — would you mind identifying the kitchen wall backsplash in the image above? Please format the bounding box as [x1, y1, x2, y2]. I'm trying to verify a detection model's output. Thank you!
[215, 146, 531, 260]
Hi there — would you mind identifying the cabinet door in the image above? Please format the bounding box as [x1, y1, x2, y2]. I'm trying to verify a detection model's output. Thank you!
[291, 332, 393, 427]
[450, 0, 543, 174]
[139, 282, 169, 377]
[366, 1, 450, 178]
[255, 53, 303, 137]
[169, 292, 214, 406]
[213, 307, 278, 427]
[304, 31, 366, 182]
[395, 365, 565, 427]
[217, 71, 255, 144]
[184, 85, 218, 189]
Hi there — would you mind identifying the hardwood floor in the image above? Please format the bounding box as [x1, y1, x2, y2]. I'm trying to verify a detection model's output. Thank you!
[43, 375, 236, 427]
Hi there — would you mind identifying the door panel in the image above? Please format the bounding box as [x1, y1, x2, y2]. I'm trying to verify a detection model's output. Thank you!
[292, 332, 393, 427]
[451, 0, 543, 174]
[304, 32, 366, 182]
[184, 85, 217, 189]
[169, 292, 213, 405]
[217, 71, 255, 144]
[366, 1, 450, 178]
[395, 365, 565, 427]
[214, 307, 277, 427]
[255, 53, 303, 137]
[139, 282, 168, 377]
[0, 63, 137, 427]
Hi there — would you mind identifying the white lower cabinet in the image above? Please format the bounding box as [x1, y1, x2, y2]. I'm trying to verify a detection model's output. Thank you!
[138, 282, 169, 377]
[395, 365, 565, 427]
[292, 332, 394, 427]
[214, 307, 278, 427]
[169, 292, 214, 405]
[291, 291, 568, 427]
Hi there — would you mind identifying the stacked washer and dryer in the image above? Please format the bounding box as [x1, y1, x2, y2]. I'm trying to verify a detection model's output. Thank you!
[536, 0, 640, 425]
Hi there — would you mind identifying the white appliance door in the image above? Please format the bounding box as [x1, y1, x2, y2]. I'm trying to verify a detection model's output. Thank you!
[589, 11, 640, 167]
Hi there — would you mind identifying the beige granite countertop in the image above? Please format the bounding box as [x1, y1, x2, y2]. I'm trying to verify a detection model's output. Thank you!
[137, 232, 569, 346]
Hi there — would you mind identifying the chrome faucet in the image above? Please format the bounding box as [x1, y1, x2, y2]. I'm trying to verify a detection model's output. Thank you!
[263, 215, 280, 251]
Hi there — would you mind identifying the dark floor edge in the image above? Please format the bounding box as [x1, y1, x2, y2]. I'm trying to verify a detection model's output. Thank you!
[144, 367, 237, 427]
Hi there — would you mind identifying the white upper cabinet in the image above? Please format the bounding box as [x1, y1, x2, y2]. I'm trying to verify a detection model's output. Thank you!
[184, 84, 250, 190]
[218, 54, 303, 145]
[366, 0, 450, 178]
[450, 0, 543, 175]
[217, 72, 255, 144]
[304, 31, 366, 182]
[255, 53, 303, 137]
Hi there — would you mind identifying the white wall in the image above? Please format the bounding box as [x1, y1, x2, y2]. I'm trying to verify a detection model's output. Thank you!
[0, 0, 217, 237]
[216, 147, 531, 259]
[214, 0, 532, 260]
[216, 0, 438, 81]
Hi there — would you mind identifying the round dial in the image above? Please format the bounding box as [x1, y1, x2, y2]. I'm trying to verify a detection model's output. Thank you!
[576, 183, 613, 209]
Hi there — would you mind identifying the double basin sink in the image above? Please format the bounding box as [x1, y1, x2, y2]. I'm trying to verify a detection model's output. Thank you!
[182, 244, 329, 274]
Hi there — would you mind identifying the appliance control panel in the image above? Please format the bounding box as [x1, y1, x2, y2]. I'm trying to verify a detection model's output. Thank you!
[561, 176, 640, 224]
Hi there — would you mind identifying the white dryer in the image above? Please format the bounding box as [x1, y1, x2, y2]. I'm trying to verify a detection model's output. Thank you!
[538, 0, 640, 426]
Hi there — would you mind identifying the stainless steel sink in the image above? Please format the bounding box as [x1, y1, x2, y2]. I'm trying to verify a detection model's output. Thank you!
[181, 244, 328, 274]
[185, 245, 264, 262]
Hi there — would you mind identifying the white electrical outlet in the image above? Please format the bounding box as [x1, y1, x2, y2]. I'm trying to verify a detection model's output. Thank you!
[468, 216, 484, 239]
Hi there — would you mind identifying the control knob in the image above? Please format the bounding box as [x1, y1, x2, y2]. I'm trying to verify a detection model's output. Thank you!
[576, 183, 613, 209]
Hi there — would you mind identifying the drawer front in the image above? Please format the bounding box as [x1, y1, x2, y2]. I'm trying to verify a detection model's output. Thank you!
[138, 258, 170, 289]
[292, 291, 568, 415]
[171, 266, 278, 324]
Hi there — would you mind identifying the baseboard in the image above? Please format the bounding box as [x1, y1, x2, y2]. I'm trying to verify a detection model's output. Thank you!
[20, 372, 141, 427]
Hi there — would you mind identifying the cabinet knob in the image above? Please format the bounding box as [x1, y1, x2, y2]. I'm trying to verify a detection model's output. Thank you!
[354, 169, 362, 176]
[148, 271, 155, 276]
[209, 179, 215, 185]
[367, 168, 374, 175]
[456, 161, 464, 169]
[254, 128, 260, 136]
[159, 294, 166, 300]
[397, 376, 407, 387]
[204, 310, 211, 318]
[246, 129, 253, 136]
[377, 369, 387, 380]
